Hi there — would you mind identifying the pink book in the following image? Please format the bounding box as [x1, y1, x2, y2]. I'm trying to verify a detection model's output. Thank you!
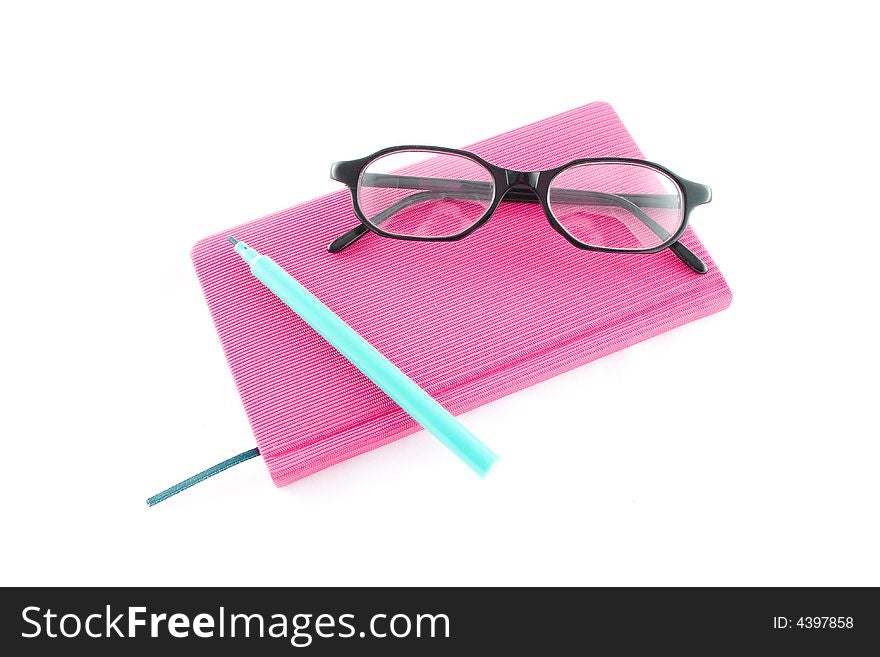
[191, 102, 732, 488]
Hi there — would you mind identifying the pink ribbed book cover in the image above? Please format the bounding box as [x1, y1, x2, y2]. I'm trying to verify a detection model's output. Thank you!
[192, 102, 732, 487]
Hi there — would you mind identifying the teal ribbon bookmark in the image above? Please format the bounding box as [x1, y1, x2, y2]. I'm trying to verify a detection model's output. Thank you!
[146, 447, 261, 507]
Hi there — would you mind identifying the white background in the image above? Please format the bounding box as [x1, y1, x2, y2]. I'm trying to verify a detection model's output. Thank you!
[1, 1, 877, 586]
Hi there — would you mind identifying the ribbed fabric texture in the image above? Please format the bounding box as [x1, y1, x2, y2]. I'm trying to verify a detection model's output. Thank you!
[192, 102, 732, 487]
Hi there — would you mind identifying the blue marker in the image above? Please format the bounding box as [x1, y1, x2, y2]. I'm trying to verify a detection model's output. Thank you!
[228, 237, 499, 477]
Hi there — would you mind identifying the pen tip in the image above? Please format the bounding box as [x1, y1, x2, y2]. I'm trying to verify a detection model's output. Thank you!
[227, 236, 238, 245]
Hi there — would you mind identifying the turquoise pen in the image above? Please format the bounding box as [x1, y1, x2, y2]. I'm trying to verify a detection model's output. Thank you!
[228, 237, 499, 477]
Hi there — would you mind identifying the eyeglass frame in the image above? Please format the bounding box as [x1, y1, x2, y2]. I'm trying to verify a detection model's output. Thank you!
[328, 145, 713, 274]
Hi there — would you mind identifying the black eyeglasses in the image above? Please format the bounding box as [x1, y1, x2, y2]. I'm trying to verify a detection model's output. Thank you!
[328, 146, 713, 273]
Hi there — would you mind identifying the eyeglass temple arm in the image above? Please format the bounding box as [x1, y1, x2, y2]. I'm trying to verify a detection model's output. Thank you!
[327, 223, 369, 253]
[328, 197, 705, 273]
[363, 173, 686, 208]
[327, 190, 486, 253]
[505, 187, 708, 274]
[329, 174, 710, 273]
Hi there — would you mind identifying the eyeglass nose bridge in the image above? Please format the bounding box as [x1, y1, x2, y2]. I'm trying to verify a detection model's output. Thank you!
[504, 169, 541, 189]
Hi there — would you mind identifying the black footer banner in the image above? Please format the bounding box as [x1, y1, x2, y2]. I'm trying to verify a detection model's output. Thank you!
[2, 587, 877, 654]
